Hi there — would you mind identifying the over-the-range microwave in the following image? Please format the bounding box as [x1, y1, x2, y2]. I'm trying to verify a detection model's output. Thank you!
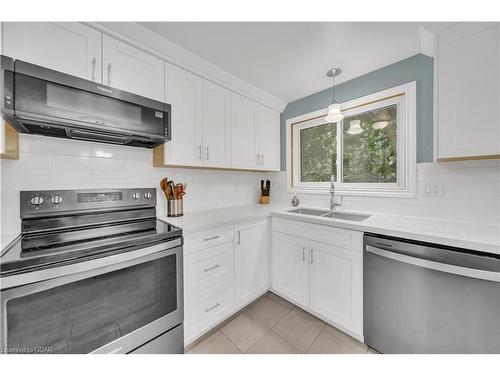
[0, 55, 171, 148]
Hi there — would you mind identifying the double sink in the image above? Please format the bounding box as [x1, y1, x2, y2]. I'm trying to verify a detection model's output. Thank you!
[287, 208, 370, 222]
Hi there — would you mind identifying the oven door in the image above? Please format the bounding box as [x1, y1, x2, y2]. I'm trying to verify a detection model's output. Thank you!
[0, 238, 183, 354]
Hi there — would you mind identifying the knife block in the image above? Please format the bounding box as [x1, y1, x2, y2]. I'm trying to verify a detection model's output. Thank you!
[260, 195, 270, 205]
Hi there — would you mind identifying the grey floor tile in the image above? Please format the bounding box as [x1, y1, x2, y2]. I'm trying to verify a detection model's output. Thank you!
[272, 307, 326, 353]
[187, 330, 241, 354]
[221, 296, 289, 352]
[267, 292, 295, 310]
[247, 331, 301, 354]
[323, 324, 367, 352]
[307, 330, 367, 354]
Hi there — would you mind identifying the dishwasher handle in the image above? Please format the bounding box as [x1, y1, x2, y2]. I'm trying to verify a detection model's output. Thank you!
[366, 245, 500, 283]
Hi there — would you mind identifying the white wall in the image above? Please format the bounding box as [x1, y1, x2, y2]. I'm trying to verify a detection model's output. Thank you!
[1, 134, 265, 237]
[268, 161, 500, 225]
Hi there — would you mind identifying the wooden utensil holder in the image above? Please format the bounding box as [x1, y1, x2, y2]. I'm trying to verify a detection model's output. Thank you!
[260, 195, 270, 205]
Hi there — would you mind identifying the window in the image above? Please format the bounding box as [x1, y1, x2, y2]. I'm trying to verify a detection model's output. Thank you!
[287, 82, 416, 197]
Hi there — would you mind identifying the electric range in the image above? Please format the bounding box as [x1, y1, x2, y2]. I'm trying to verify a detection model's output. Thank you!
[0, 188, 184, 354]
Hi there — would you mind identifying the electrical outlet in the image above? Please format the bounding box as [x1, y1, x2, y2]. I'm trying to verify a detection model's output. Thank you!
[423, 182, 443, 197]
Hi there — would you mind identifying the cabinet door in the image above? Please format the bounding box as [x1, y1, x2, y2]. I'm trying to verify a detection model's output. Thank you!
[309, 240, 362, 336]
[202, 80, 231, 168]
[234, 220, 268, 309]
[164, 63, 203, 167]
[438, 23, 500, 159]
[230, 92, 258, 170]
[102, 35, 164, 101]
[256, 104, 281, 171]
[2, 22, 101, 82]
[271, 232, 309, 308]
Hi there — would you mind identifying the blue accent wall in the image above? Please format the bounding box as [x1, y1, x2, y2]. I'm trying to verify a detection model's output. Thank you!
[280, 53, 434, 170]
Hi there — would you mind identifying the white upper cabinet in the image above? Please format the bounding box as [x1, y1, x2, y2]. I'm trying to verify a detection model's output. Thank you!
[102, 35, 165, 101]
[231, 93, 281, 171]
[256, 104, 281, 171]
[437, 22, 500, 160]
[2, 22, 101, 82]
[234, 220, 269, 309]
[202, 80, 231, 168]
[164, 63, 203, 167]
[231, 92, 258, 169]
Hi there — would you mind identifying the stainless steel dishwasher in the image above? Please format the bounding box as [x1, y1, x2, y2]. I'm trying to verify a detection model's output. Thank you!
[364, 233, 500, 354]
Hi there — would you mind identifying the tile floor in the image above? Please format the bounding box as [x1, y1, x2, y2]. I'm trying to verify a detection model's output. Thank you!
[187, 292, 380, 354]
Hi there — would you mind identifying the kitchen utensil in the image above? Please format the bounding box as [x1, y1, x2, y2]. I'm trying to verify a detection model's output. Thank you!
[167, 181, 175, 200]
[160, 178, 170, 200]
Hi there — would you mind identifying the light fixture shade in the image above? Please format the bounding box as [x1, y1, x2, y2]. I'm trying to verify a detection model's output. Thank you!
[372, 120, 389, 130]
[324, 103, 344, 123]
[347, 119, 363, 135]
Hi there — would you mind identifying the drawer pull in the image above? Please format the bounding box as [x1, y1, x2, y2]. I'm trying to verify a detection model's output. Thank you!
[204, 302, 220, 313]
[204, 264, 220, 272]
[203, 235, 220, 242]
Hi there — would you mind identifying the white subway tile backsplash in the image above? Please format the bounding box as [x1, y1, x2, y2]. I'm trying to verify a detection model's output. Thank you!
[20, 134, 92, 157]
[2, 135, 499, 239]
[92, 143, 152, 161]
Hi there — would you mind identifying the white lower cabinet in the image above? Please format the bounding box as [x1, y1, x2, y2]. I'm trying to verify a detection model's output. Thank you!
[234, 219, 269, 309]
[183, 220, 269, 345]
[271, 232, 309, 308]
[271, 218, 363, 339]
[185, 278, 235, 344]
[309, 240, 363, 336]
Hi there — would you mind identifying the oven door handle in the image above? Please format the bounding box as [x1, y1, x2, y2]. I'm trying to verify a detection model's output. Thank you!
[366, 245, 500, 283]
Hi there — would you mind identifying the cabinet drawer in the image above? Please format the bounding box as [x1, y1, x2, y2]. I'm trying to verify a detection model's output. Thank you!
[185, 242, 234, 295]
[185, 278, 235, 344]
[272, 218, 363, 252]
[184, 225, 234, 254]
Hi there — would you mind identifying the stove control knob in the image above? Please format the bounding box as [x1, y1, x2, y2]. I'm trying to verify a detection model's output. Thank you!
[132, 192, 141, 200]
[30, 195, 44, 206]
[144, 192, 152, 199]
[51, 195, 63, 205]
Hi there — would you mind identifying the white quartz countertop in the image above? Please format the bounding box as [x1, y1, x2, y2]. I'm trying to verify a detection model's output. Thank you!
[159, 204, 500, 255]
[158, 204, 289, 234]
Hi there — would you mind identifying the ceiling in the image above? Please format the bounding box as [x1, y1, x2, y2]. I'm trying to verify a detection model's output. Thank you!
[139, 22, 427, 103]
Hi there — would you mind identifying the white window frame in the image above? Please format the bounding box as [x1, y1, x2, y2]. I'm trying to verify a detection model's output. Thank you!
[286, 82, 416, 197]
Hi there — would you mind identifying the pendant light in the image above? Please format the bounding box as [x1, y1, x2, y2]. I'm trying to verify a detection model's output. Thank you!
[371, 109, 390, 130]
[324, 68, 344, 123]
[347, 119, 363, 135]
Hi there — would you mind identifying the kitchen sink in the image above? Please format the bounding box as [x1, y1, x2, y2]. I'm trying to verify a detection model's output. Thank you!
[321, 211, 371, 221]
[287, 208, 371, 221]
[287, 208, 331, 216]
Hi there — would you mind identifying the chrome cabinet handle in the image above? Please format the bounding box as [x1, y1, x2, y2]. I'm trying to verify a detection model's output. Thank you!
[108, 346, 123, 354]
[197, 145, 202, 159]
[302, 246, 306, 261]
[205, 302, 220, 313]
[205, 146, 209, 160]
[236, 231, 241, 245]
[203, 235, 220, 242]
[204, 264, 220, 272]
[107, 63, 112, 85]
[256, 154, 260, 165]
[91, 57, 96, 81]
[260, 154, 265, 166]
[310, 248, 314, 264]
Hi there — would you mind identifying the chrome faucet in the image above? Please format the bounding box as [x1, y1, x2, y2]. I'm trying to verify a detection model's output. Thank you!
[330, 176, 342, 211]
